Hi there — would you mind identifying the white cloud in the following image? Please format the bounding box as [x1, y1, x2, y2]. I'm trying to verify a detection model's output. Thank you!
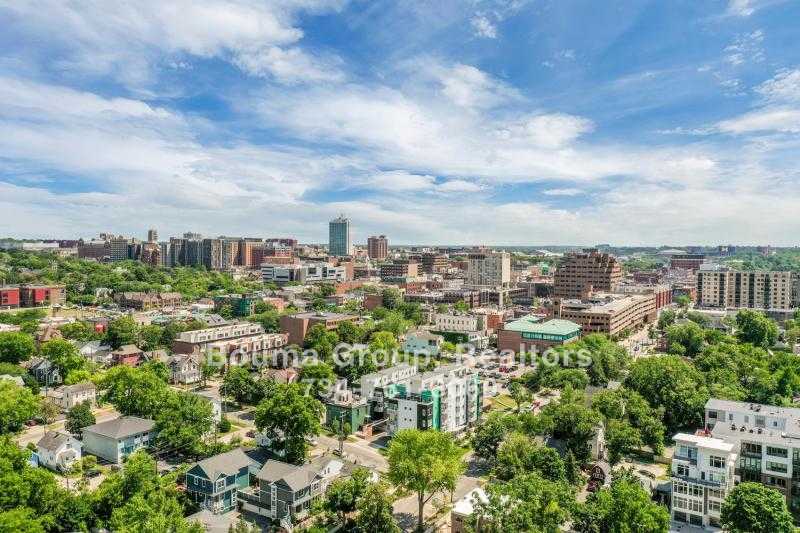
[366, 171, 436, 191]
[436, 179, 482, 193]
[542, 188, 583, 196]
[436, 63, 520, 109]
[470, 15, 497, 39]
[717, 107, 800, 134]
[233, 46, 345, 84]
[756, 68, 800, 103]
[727, 0, 756, 16]
[723, 29, 764, 66]
[0, 0, 347, 87]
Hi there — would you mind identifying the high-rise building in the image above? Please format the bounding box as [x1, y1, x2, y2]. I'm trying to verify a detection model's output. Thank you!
[147, 229, 158, 243]
[696, 266, 794, 310]
[109, 237, 131, 261]
[553, 249, 622, 298]
[466, 251, 510, 288]
[329, 215, 352, 257]
[421, 253, 448, 274]
[367, 235, 388, 260]
[202, 238, 223, 270]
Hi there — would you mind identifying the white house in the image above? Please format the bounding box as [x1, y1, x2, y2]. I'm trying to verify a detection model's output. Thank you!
[62, 382, 96, 410]
[37, 431, 82, 472]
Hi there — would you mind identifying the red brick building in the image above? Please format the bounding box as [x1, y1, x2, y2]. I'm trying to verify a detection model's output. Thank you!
[20, 285, 66, 307]
[0, 287, 20, 309]
[280, 311, 358, 345]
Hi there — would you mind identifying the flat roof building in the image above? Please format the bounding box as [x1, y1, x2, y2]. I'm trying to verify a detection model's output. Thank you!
[554, 249, 622, 298]
[497, 316, 581, 354]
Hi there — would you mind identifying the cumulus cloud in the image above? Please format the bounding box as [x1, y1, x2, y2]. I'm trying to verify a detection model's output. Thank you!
[470, 15, 497, 39]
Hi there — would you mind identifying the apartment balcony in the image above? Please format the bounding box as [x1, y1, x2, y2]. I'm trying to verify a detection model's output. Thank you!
[672, 472, 723, 488]
[673, 454, 698, 465]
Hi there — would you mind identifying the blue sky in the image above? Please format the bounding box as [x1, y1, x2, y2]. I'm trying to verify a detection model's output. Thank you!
[1, 0, 799, 245]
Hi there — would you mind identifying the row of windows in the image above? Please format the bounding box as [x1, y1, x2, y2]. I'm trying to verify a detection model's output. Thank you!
[673, 497, 703, 513]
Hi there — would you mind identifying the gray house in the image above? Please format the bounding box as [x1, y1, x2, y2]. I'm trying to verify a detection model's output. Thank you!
[81, 416, 156, 463]
[185, 448, 260, 514]
[239, 456, 346, 525]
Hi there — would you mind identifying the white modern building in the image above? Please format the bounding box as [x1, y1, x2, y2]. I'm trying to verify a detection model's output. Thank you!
[261, 263, 347, 284]
[359, 363, 418, 401]
[670, 432, 737, 528]
[386, 364, 482, 435]
[433, 313, 487, 334]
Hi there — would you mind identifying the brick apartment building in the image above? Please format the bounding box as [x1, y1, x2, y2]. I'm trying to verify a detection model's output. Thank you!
[367, 235, 389, 260]
[379, 260, 419, 281]
[19, 285, 67, 307]
[618, 283, 673, 310]
[553, 249, 622, 298]
[670, 254, 707, 272]
[697, 267, 794, 310]
[0, 287, 20, 309]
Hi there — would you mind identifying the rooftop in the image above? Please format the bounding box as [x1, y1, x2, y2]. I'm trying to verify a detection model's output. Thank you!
[673, 432, 736, 452]
[503, 316, 581, 336]
[193, 448, 257, 480]
[83, 416, 155, 439]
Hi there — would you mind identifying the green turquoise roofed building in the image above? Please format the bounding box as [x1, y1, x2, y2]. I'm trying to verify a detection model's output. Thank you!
[498, 315, 581, 354]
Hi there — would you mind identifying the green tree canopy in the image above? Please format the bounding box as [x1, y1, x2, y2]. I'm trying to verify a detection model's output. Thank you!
[66, 400, 96, 436]
[254, 383, 323, 464]
[0, 331, 36, 364]
[386, 429, 465, 532]
[0, 380, 40, 433]
[720, 482, 794, 533]
[735, 309, 778, 348]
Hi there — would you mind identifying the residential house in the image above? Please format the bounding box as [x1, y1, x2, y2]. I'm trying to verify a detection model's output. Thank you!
[27, 357, 62, 386]
[168, 353, 201, 384]
[185, 448, 260, 515]
[402, 330, 444, 356]
[111, 344, 144, 366]
[81, 416, 156, 463]
[239, 456, 346, 525]
[37, 431, 82, 472]
[193, 390, 223, 423]
[76, 340, 112, 365]
[451, 487, 488, 533]
[61, 382, 96, 410]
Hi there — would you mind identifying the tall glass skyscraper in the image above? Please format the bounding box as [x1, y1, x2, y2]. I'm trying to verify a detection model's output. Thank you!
[329, 215, 352, 256]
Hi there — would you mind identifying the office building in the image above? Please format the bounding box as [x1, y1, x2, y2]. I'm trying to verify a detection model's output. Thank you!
[329, 215, 352, 257]
[367, 235, 389, 260]
[379, 260, 419, 281]
[553, 249, 622, 298]
[421, 253, 448, 274]
[670, 253, 707, 271]
[202, 238, 223, 270]
[466, 251, 510, 288]
[618, 283, 673, 310]
[109, 237, 132, 261]
[696, 266, 793, 310]
[551, 293, 656, 336]
[147, 229, 158, 243]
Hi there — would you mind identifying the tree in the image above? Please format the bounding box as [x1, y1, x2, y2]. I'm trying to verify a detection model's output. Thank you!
[219, 367, 267, 405]
[508, 380, 530, 414]
[472, 412, 515, 463]
[355, 482, 399, 533]
[369, 330, 399, 354]
[105, 316, 139, 349]
[381, 288, 403, 310]
[336, 320, 363, 345]
[110, 487, 203, 533]
[324, 467, 370, 525]
[665, 322, 705, 357]
[254, 383, 323, 464]
[304, 323, 339, 361]
[199, 354, 221, 387]
[496, 433, 566, 482]
[0, 331, 35, 364]
[542, 393, 602, 462]
[605, 420, 643, 464]
[40, 338, 89, 376]
[657, 309, 676, 330]
[0, 380, 40, 432]
[138, 324, 165, 351]
[624, 355, 708, 432]
[675, 295, 691, 309]
[97, 365, 169, 417]
[155, 391, 214, 457]
[39, 398, 60, 424]
[298, 362, 336, 397]
[0, 508, 45, 533]
[735, 309, 778, 348]
[472, 473, 574, 532]
[720, 482, 794, 533]
[387, 429, 465, 532]
[59, 321, 99, 342]
[574, 469, 669, 533]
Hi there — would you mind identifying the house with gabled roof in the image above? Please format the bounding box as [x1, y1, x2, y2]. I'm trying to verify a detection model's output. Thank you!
[239, 456, 346, 524]
[37, 430, 81, 472]
[185, 448, 260, 514]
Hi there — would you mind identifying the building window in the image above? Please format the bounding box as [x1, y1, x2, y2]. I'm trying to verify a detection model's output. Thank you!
[709, 456, 726, 469]
[676, 464, 690, 477]
[767, 447, 789, 458]
[767, 461, 788, 474]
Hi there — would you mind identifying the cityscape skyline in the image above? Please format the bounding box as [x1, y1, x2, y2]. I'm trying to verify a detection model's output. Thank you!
[2, 1, 800, 245]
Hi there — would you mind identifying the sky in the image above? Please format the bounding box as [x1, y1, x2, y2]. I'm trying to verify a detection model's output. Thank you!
[1, 0, 799, 246]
